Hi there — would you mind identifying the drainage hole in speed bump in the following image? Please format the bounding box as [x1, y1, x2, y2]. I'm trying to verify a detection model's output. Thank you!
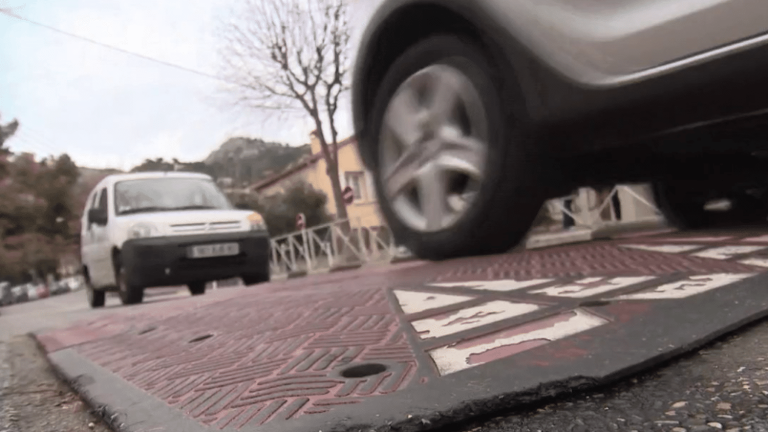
[188, 333, 214, 344]
[579, 300, 611, 308]
[340, 363, 388, 379]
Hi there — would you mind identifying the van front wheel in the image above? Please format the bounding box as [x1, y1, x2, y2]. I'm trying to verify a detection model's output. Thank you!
[116, 264, 144, 305]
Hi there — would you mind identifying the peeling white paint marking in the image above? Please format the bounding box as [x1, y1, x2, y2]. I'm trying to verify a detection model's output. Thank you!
[743, 235, 768, 242]
[691, 246, 767, 260]
[430, 279, 553, 292]
[614, 274, 755, 300]
[530, 276, 655, 298]
[621, 244, 702, 253]
[393, 290, 475, 315]
[411, 300, 540, 340]
[428, 309, 607, 375]
[740, 258, 768, 268]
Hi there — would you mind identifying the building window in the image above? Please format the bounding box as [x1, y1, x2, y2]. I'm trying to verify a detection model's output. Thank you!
[345, 171, 366, 201]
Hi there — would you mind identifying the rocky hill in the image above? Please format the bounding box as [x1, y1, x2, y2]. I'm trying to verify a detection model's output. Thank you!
[203, 137, 310, 186]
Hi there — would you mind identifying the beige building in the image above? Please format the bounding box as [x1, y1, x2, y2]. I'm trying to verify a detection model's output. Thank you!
[252, 132, 384, 229]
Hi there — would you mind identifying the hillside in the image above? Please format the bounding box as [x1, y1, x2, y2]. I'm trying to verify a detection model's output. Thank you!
[203, 137, 310, 186]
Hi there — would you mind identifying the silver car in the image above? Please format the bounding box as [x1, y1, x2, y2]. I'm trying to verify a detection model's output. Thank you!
[351, 0, 768, 259]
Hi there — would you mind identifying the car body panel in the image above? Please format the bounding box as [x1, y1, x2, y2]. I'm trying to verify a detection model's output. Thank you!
[351, 0, 768, 87]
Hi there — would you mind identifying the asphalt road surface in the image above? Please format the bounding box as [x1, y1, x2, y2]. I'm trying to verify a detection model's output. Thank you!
[452, 319, 768, 432]
[0, 286, 188, 343]
[0, 287, 188, 432]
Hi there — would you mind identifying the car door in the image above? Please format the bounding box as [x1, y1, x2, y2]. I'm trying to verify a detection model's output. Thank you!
[80, 188, 99, 282]
[88, 187, 113, 287]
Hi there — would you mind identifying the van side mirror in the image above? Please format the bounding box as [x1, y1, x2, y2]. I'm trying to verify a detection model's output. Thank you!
[87, 208, 108, 226]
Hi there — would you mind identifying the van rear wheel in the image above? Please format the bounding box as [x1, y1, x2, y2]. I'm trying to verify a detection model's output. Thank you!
[86, 282, 105, 308]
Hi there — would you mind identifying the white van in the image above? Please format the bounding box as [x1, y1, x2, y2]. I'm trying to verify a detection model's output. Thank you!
[80, 172, 270, 308]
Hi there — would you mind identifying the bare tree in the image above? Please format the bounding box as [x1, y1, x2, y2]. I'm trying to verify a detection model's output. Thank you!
[218, 0, 352, 220]
[0, 113, 19, 150]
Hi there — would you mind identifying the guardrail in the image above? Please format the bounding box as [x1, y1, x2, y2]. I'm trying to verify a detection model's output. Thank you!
[553, 184, 663, 229]
[269, 219, 398, 276]
[268, 184, 664, 277]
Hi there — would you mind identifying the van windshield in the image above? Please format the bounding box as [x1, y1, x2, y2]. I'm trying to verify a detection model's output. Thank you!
[114, 177, 232, 215]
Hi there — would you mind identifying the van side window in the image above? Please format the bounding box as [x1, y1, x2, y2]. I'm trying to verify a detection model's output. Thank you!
[97, 187, 108, 211]
[90, 190, 100, 211]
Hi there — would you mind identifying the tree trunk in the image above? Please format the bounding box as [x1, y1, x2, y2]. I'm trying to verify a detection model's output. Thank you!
[327, 157, 348, 221]
[312, 123, 348, 221]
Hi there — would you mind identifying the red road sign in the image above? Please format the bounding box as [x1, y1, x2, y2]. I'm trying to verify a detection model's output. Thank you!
[342, 186, 355, 205]
[296, 213, 306, 230]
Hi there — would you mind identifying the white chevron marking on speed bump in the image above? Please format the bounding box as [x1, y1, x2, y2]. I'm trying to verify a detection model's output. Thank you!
[613, 273, 755, 300]
[393, 290, 475, 315]
[411, 300, 540, 340]
[621, 244, 702, 253]
[428, 309, 607, 375]
[429, 279, 553, 292]
[740, 258, 768, 268]
[691, 246, 767, 260]
[530, 276, 655, 298]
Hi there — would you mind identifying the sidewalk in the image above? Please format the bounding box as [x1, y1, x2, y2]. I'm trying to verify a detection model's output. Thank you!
[35, 226, 768, 432]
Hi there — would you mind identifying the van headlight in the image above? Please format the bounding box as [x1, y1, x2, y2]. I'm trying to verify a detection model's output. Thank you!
[247, 212, 266, 231]
[128, 222, 159, 239]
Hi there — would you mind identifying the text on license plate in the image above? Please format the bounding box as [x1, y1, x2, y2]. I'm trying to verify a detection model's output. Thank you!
[188, 242, 240, 259]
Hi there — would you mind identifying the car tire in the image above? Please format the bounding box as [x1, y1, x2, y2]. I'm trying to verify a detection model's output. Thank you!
[188, 281, 206, 296]
[653, 180, 768, 229]
[116, 263, 144, 305]
[86, 282, 105, 308]
[368, 34, 547, 260]
[242, 274, 269, 286]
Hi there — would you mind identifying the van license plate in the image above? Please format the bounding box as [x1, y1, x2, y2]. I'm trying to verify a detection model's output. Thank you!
[188, 243, 240, 259]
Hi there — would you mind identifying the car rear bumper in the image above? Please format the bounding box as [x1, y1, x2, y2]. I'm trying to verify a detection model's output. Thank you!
[121, 230, 270, 288]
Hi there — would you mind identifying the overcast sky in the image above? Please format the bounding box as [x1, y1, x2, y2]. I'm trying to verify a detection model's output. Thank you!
[0, 0, 358, 171]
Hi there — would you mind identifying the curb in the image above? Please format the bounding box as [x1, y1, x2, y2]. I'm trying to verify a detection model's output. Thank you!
[287, 270, 308, 279]
[525, 228, 593, 250]
[328, 262, 363, 273]
[591, 218, 669, 239]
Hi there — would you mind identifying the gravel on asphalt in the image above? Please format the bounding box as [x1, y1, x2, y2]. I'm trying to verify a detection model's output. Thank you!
[451, 318, 768, 432]
[0, 335, 111, 432]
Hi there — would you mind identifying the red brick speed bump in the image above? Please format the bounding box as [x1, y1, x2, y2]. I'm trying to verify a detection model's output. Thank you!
[38, 229, 768, 432]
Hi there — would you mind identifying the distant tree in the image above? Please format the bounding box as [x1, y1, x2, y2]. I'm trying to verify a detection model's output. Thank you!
[131, 157, 175, 172]
[0, 150, 81, 282]
[0, 113, 18, 150]
[34, 154, 80, 239]
[230, 181, 330, 236]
